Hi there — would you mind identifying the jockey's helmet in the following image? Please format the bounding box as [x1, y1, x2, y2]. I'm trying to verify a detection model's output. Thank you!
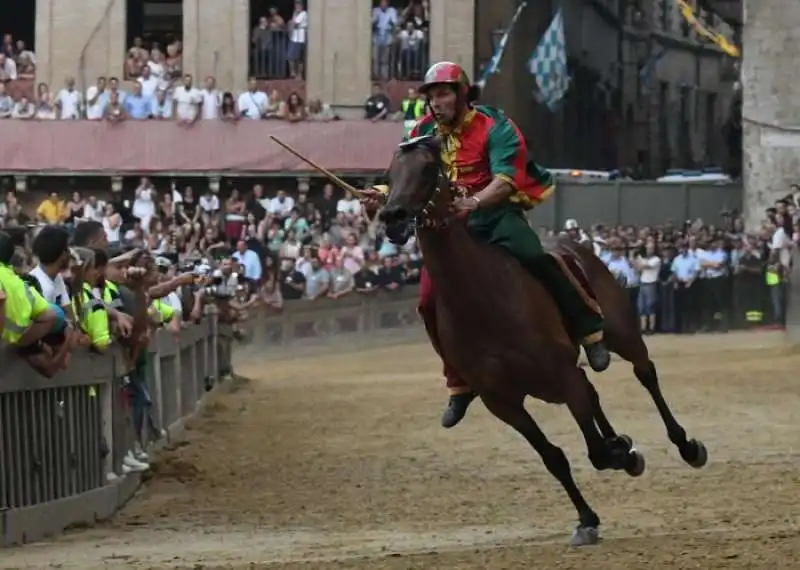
[419, 61, 472, 98]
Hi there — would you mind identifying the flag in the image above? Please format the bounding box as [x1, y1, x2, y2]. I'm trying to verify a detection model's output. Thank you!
[475, 2, 528, 91]
[639, 47, 667, 92]
[528, 9, 570, 112]
[676, 0, 740, 57]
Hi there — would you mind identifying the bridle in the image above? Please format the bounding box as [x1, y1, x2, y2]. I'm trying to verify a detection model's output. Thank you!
[394, 134, 465, 232]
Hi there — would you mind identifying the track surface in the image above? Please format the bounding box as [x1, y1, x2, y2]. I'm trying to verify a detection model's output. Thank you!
[4, 332, 800, 569]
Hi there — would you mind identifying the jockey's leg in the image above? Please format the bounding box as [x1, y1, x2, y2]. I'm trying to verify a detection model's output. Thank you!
[470, 207, 611, 372]
[418, 267, 476, 428]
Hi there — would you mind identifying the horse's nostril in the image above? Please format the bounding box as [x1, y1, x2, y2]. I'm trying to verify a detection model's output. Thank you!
[380, 206, 408, 223]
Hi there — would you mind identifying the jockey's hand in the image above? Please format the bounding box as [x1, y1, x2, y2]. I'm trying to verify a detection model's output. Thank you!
[451, 196, 480, 218]
[359, 188, 386, 214]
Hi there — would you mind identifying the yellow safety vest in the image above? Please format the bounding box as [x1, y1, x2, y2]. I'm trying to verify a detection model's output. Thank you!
[72, 283, 111, 349]
[148, 299, 175, 325]
[766, 270, 780, 286]
[0, 264, 45, 344]
[103, 280, 122, 309]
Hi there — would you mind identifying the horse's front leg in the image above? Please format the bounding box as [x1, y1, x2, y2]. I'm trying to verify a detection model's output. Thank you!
[479, 390, 601, 547]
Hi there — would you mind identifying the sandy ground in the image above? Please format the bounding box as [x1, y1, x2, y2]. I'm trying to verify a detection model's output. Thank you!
[4, 332, 800, 569]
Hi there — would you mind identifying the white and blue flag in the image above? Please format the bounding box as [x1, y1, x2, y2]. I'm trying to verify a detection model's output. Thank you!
[528, 9, 570, 112]
[474, 2, 528, 91]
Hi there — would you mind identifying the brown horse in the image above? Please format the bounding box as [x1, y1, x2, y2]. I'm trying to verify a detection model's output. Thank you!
[378, 135, 707, 546]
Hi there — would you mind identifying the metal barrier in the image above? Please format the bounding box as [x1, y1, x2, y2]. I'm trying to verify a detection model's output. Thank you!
[0, 317, 232, 547]
[371, 31, 429, 81]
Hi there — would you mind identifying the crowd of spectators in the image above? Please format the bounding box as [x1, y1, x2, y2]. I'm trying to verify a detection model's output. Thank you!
[372, 0, 430, 80]
[0, 72, 338, 122]
[0, 33, 36, 81]
[251, 1, 309, 79]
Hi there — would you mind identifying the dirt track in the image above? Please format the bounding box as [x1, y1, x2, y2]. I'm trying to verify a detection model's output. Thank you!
[4, 332, 800, 569]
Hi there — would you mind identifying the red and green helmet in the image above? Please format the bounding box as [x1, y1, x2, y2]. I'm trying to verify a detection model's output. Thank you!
[419, 61, 471, 97]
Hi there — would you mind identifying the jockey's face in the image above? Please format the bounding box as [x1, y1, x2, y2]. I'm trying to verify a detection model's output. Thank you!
[427, 84, 460, 126]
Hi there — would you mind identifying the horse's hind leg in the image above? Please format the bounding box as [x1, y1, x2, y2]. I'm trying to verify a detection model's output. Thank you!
[480, 391, 600, 546]
[634, 359, 708, 468]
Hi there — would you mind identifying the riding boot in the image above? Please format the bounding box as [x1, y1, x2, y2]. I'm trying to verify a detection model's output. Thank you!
[420, 305, 475, 428]
[525, 255, 611, 372]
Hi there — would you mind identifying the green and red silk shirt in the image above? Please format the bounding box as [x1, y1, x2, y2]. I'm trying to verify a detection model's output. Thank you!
[407, 105, 554, 210]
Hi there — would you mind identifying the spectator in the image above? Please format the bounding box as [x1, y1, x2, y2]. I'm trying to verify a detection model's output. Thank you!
[37, 192, 67, 224]
[400, 87, 424, 133]
[353, 261, 379, 295]
[279, 229, 301, 261]
[288, 1, 308, 79]
[337, 192, 362, 219]
[284, 91, 306, 122]
[0, 82, 13, 118]
[86, 76, 108, 120]
[150, 86, 172, 119]
[304, 255, 330, 300]
[125, 82, 153, 119]
[108, 77, 126, 105]
[378, 255, 404, 291]
[279, 259, 306, 300]
[260, 254, 283, 310]
[338, 233, 365, 275]
[365, 83, 390, 121]
[224, 189, 247, 243]
[200, 76, 221, 120]
[284, 207, 309, 241]
[398, 20, 425, 79]
[264, 89, 284, 118]
[233, 239, 262, 283]
[635, 239, 661, 334]
[66, 192, 86, 226]
[16, 52, 34, 78]
[268, 189, 295, 218]
[671, 240, 701, 333]
[55, 77, 83, 119]
[238, 77, 268, 120]
[307, 98, 338, 122]
[12, 95, 35, 119]
[328, 255, 354, 299]
[372, 0, 398, 79]
[173, 74, 202, 123]
[200, 188, 221, 226]
[83, 195, 105, 223]
[133, 177, 157, 233]
[138, 65, 160, 99]
[36, 92, 57, 119]
[165, 42, 183, 83]
[102, 203, 123, 248]
[29, 226, 71, 311]
[220, 91, 239, 120]
[104, 91, 126, 122]
[0, 52, 17, 80]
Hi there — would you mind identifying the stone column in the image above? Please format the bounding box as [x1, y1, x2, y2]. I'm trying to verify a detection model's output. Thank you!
[183, 0, 249, 92]
[306, 0, 371, 107]
[742, 0, 800, 228]
[428, 0, 475, 74]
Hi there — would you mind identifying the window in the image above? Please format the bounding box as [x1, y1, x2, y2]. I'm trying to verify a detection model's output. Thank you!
[2, 0, 36, 79]
[371, 0, 430, 81]
[249, 0, 307, 80]
[125, 0, 183, 80]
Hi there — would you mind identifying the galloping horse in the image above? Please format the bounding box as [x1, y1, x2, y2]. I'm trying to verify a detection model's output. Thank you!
[378, 135, 707, 546]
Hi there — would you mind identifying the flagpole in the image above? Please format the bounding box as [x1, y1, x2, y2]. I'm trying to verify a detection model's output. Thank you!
[475, 1, 528, 91]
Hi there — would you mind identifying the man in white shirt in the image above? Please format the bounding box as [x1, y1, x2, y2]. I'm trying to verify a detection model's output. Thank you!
[56, 77, 83, 119]
[200, 76, 221, 120]
[29, 226, 71, 310]
[337, 195, 362, 218]
[137, 65, 160, 99]
[0, 53, 17, 81]
[267, 190, 295, 218]
[172, 74, 202, 123]
[199, 189, 220, 225]
[85, 76, 109, 120]
[288, 2, 308, 79]
[83, 195, 105, 222]
[237, 77, 268, 120]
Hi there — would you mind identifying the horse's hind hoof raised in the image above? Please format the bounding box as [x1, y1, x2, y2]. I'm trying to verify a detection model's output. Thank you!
[683, 439, 708, 469]
[570, 525, 599, 547]
[624, 449, 646, 477]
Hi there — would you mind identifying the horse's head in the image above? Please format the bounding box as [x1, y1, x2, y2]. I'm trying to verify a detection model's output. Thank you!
[379, 134, 452, 245]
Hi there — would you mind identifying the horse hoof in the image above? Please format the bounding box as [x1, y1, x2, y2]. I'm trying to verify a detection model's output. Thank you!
[615, 434, 633, 451]
[570, 525, 599, 547]
[686, 439, 708, 469]
[624, 449, 646, 477]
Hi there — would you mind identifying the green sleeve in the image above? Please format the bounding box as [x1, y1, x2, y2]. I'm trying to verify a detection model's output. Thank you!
[486, 113, 527, 180]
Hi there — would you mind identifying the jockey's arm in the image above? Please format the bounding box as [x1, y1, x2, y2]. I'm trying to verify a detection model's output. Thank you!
[471, 176, 515, 208]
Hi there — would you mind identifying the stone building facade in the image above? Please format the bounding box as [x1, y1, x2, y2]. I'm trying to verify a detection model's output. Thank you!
[32, 0, 735, 175]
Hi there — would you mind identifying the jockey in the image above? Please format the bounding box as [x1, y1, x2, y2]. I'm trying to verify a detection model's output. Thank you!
[361, 61, 610, 428]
